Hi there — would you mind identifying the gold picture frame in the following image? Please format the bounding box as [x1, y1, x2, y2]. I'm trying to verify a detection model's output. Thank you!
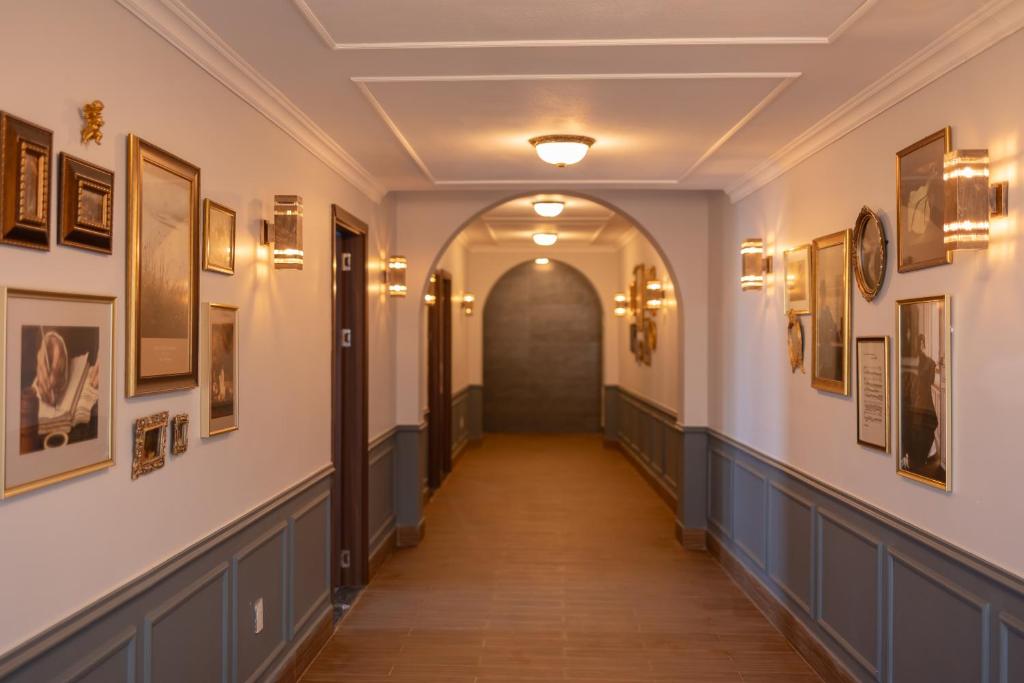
[202, 199, 236, 275]
[896, 128, 951, 272]
[1, 288, 116, 498]
[1, 112, 53, 251]
[856, 336, 890, 452]
[852, 207, 887, 302]
[783, 244, 811, 315]
[132, 411, 168, 479]
[201, 303, 239, 437]
[811, 230, 851, 396]
[896, 296, 951, 491]
[787, 310, 805, 374]
[171, 413, 189, 455]
[126, 134, 201, 397]
[58, 153, 114, 254]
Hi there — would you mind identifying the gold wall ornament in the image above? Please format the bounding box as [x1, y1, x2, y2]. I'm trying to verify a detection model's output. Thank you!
[787, 309, 805, 374]
[628, 264, 659, 366]
[81, 101, 105, 145]
[132, 411, 168, 479]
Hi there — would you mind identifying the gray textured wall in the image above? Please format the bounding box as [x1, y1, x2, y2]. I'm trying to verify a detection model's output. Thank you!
[483, 261, 602, 433]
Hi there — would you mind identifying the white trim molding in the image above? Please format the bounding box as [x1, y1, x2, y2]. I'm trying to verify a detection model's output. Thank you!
[116, 0, 387, 202]
[726, 0, 1024, 203]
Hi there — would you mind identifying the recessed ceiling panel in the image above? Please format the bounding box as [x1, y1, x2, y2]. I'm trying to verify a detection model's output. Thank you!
[303, 0, 867, 45]
[460, 195, 635, 247]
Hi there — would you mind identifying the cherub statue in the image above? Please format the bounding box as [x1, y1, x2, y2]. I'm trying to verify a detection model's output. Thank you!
[81, 100, 105, 145]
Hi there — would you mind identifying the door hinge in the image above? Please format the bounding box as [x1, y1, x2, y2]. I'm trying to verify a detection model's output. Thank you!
[340, 550, 351, 569]
[341, 329, 352, 348]
[341, 253, 352, 271]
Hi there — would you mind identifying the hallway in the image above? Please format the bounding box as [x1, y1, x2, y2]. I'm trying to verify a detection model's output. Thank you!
[302, 435, 819, 682]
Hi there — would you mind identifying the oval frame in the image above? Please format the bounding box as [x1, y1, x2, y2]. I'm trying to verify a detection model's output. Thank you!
[853, 206, 888, 302]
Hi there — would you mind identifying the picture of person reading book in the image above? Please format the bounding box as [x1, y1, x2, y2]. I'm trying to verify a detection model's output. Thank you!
[20, 326, 101, 454]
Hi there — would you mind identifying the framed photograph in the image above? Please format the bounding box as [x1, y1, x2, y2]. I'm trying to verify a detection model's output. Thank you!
[1, 112, 53, 251]
[856, 337, 890, 452]
[132, 411, 168, 480]
[811, 230, 851, 396]
[202, 199, 236, 275]
[897, 128, 951, 272]
[896, 296, 951, 490]
[1, 288, 115, 498]
[126, 134, 201, 397]
[58, 154, 114, 254]
[201, 303, 238, 437]
[783, 245, 811, 315]
[853, 207, 887, 302]
[171, 414, 189, 455]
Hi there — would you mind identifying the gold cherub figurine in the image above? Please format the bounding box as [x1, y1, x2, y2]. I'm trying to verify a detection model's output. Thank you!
[81, 100, 105, 145]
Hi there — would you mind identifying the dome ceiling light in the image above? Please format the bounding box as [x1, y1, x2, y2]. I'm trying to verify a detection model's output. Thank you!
[532, 201, 565, 218]
[528, 135, 595, 167]
[532, 231, 558, 247]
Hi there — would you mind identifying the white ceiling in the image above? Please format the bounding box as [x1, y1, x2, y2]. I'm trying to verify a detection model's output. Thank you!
[176, 0, 997, 193]
[459, 195, 635, 249]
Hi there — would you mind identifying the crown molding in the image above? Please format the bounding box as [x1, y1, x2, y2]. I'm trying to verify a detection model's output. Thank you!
[726, 0, 1024, 203]
[116, 0, 386, 202]
[293, 0, 875, 50]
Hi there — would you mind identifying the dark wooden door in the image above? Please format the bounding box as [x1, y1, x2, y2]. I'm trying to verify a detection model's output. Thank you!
[428, 271, 453, 489]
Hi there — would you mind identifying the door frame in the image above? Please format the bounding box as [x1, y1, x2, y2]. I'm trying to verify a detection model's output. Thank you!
[331, 204, 369, 591]
[427, 270, 453, 490]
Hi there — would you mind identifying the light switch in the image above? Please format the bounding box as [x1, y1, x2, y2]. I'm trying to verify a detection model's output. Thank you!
[253, 597, 264, 634]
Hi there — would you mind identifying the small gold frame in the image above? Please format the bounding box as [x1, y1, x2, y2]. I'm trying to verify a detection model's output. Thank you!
[852, 207, 888, 302]
[811, 230, 852, 396]
[0, 112, 53, 250]
[59, 153, 114, 254]
[202, 199, 236, 275]
[783, 244, 812, 316]
[132, 411, 168, 480]
[171, 414, 189, 455]
[787, 310, 805, 374]
[201, 303, 239, 437]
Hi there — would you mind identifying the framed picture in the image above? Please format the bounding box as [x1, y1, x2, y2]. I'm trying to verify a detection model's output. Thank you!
[897, 128, 951, 272]
[1, 288, 115, 498]
[171, 414, 189, 455]
[126, 134, 201, 397]
[896, 296, 951, 490]
[132, 411, 168, 480]
[852, 207, 887, 302]
[811, 230, 851, 396]
[787, 310, 805, 374]
[856, 337, 890, 452]
[201, 303, 238, 437]
[1, 112, 53, 250]
[783, 245, 811, 315]
[202, 199, 236, 275]
[58, 154, 114, 254]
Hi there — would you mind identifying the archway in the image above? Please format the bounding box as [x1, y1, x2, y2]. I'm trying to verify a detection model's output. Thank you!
[483, 260, 603, 432]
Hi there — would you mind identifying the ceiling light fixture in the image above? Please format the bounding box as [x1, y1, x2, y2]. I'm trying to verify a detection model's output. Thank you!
[528, 135, 595, 167]
[533, 201, 565, 218]
[532, 231, 558, 247]
[535, 257, 550, 265]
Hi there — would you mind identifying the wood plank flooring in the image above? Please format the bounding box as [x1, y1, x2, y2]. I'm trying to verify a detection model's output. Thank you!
[301, 434, 820, 683]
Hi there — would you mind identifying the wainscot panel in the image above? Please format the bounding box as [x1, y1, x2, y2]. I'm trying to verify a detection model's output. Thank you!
[451, 386, 482, 464]
[394, 423, 428, 547]
[703, 430, 1024, 683]
[0, 467, 334, 683]
[368, 429, 397, 569]
[603, 386, 681, 508]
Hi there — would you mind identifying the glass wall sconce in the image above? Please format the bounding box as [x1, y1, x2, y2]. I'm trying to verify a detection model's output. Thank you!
[424, 274, 437, 305]
[461, 294, 475, 316]
[613, 293, 628, 317]
[943, 149, 1008, 252]
[740, 238, 772, 291]
[261, 195, 303, 270]
[386, 256, 408, 297]
[644, 281, 664, 313]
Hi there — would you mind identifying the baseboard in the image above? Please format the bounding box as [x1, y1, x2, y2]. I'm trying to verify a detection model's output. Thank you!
[707, 533, 857, 683]
[396, 519, 425, 548]
[605, 439, 677, 512]
[674, 519, 707, 551]
[269, 604, 334, 683]
[368, 527, 397, 579]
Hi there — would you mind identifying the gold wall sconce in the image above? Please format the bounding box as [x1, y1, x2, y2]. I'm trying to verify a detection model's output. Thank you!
[644, 280, 664, 313]
[261, 195, 303, 269]
[943, 149, 1008, 252]
[461, 294, 475, 316]
[386, 256, 408, 297]
[740, 238, 772, 291]
[613, 293, 628, 317]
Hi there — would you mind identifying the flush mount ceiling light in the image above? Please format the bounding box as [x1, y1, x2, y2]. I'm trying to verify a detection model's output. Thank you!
[528, 135, 595, 167]
[533, 201, 565, 218]
[534, 257, 550, 265]
[532, 231, 558, 247]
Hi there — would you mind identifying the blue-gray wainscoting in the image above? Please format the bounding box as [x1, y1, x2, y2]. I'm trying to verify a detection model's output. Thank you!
[0, 467, 333, 683]
[452, 385, 483, 465]
[368, 430, 398, 568]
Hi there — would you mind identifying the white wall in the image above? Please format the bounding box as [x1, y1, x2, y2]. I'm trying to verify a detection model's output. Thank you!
[0, 1, 391, 653]
[709, 29, 1024, 577]
[435, 235, 471, 396]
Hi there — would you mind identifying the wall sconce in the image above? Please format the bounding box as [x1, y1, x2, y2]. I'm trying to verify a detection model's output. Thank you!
[261, 195, 303, 270]
[424, 274, 437, 305]
[740, 238, 772, 291]
[644, 281, 664, 313]
[386, 256, 408, 297]
[613, 293, 628, 317]
[943, 149, 1008, 252]
[461, 294, 475, 316]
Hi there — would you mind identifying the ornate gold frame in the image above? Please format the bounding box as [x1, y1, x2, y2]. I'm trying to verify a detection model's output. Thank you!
[201, 303, 239, 437]
[202, 199, 236, 275]
[58, 153, 114, 254]
[855, 336, 890, 452]
[852, 206, 887, 302]
[0, 112, 52, 250]
[896, 295, 952, 491]
[811, 230, 851, 396]
[132, 411, 168, 480]
[896, 127, 951, 273]
[171, 414, 190, 455]
[783, 244, 811, 315]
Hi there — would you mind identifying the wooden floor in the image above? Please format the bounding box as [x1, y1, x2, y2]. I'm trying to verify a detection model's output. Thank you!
[301, 434, 820, 682]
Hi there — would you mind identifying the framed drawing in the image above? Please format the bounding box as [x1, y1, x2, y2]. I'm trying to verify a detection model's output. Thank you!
[202, 199, 236, 275]
[1, 112, 53, 250]
[852, 207, 887, 302]
[783, 245, 811, 315]
[896, 296, 951, 490]
[201, 303, 238, 437]
[811, 230, 851, 396]
[1, 288, 115, 498]
[58, 154, 114, 254]
[132, 411, 168, 479]
[856, 337, 890, 452]
[126, 134, 200, 397]
[897, 128, 951, 272]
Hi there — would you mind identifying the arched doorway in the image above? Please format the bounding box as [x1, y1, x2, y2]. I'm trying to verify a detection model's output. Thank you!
[483, 260, 602, 433]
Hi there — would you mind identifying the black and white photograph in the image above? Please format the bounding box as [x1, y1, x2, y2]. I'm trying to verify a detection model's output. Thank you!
[897, 296, 951, 490]
[783, 244, 811, 315]
[202, 304, 239, 437]
[811, 230, 851, 396]
[897, 128, 951, 272]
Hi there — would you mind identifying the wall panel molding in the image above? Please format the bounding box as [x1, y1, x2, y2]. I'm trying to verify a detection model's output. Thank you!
[56, 627, 136, 683]
[767, 482, 815, 617]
